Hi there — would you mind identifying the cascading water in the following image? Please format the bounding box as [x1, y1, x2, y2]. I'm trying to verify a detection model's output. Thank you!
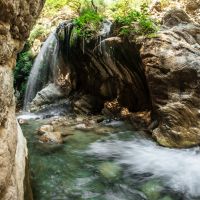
[99, 20, 112, 37]
[23, 21, 74, 110]
[88, 135, 200, 199]
[23, 31, 57, 110]
[98, 20, 112, 54]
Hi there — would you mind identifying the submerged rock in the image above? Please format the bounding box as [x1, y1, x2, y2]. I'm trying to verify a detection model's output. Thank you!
[159, 196, 173, 200]
[98, 162, 121, 180]
[36, 142, 64, 154]
[141, 180, 162, 200]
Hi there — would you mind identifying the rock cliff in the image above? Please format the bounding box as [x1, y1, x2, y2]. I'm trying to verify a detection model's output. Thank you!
[0, 0, 44, 199]
[141, 9, 200, 147]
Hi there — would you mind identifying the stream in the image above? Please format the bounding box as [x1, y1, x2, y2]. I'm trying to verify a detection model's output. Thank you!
[19, 114, 200, 200]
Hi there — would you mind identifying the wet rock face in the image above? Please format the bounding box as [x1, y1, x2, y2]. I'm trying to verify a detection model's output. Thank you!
[0, 0, 44, 199]
[141, 10, 200, 147]
[67, 36, 151, 113]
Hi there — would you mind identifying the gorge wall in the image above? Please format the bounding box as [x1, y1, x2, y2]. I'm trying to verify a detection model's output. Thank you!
[0, 0, 44, 199]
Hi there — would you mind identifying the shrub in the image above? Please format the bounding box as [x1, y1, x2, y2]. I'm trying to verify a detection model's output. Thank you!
[115, 4, 158, 37]
[160, 0, 171, 9]
[73, 9, 104, 39]
[43, 0, 68, 16]
[14, 43, 34, 101]
[29, 25, 49, 44]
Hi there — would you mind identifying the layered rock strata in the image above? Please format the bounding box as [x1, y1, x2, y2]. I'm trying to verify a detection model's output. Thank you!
[141, 10, 200, 147]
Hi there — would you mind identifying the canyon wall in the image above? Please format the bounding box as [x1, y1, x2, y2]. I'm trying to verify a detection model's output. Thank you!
[0, 0, 44, 199]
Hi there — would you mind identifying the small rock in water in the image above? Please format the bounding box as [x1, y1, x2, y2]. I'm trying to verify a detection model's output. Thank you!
[39, 132, 63, 144]
[75, 123, 87, 129]
[98, 162, 121, 180]
[75, 123, 94, 131]
[18, 118, 28, 125]
[141, 180, 163, 200]
[38, 124, 54, 135]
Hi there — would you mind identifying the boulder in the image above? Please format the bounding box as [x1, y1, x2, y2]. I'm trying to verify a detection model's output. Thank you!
[30, 83, 65, 112]
[141, 10, 200, 147]
[39, 132, 63, 144]
[141, 180, 163, 200]
[38, 125, 54, 135]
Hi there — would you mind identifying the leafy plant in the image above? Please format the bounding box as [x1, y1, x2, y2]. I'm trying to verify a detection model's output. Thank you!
[29, 25, 49, 44]
[14, 43, 34, 101]
[43, 0, 68, 16]
[73, 9, 103, 39]
[115, 3, 158, 37]
[160, 0, 170, 9]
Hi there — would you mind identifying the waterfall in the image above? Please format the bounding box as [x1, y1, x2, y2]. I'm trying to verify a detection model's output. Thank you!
[23, 31, 57, 110]
[99, 20, 112, 37]
[23, 20, 115, 111]
[23, 21, 74, 110]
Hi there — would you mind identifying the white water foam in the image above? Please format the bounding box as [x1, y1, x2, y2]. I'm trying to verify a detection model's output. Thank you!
[17, 112, 42, 120]
[88, 137, 200, 197]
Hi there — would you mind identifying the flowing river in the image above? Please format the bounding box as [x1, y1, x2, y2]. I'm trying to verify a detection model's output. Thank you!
[19, 114, 200, 200]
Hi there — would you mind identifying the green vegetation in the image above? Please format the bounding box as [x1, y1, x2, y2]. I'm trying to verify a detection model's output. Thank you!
[73, 9, 103, 39]
[114, 3, 158, 37]
[72, 0, 158, 39]
[29, 25, 49, 44]
[14, 43, 34, 102]
[43, 0, 68, 16]
[160, 0, 171, 9]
